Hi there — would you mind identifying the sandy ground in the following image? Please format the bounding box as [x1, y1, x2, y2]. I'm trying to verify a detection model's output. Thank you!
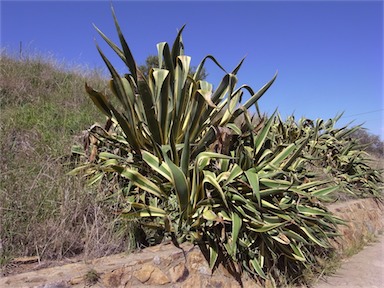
[314, 234, 384, 288]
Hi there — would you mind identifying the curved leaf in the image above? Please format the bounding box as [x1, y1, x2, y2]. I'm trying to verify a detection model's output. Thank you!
[112, 165, 165, 198]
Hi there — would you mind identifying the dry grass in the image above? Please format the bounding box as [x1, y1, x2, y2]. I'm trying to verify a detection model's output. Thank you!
[0, 51, 135, 266]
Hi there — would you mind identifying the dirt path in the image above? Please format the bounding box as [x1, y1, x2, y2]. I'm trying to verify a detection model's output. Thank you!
[314, 234, 384, 288]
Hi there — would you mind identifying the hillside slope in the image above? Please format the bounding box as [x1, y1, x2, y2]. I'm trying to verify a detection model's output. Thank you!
[0, 53, 133, 265]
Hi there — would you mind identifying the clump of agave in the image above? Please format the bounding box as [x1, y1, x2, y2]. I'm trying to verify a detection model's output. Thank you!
[271, 114, 383, 200]
[71, 7, 382, 285]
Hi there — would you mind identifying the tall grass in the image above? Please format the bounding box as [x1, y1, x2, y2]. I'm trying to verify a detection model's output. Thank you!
[0, 51, 134, 265]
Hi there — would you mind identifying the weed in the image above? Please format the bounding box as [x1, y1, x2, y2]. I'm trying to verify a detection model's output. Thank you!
[84, 268, 100, 285]
[343, 232, 378, 257]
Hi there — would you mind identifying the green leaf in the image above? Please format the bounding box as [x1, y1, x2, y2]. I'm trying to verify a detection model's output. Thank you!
[99, 152, 126, 161]
[67, 164, 89, 176]
[180, 130, 190, 176]
[93, 23, 125, 66]
[259, 178, 291, 189]
[172, 55, 192, 140]
[171, 25, 186, 64]
[261, 199, 280, 210]
[112, 165, 165, 198]
[137, 78, 163, 145]
[300, 226, 328, 248]
[111, 6, 138, 81]
[194, 55, 227, 82]
[164, 154, 190, 215]
[158, 72, 171, 139]
[150, 68, 169, 103]
[245, 169, 261, 206]
[100, 159, 118, 168]
[271, 232, 291, 245]
[196, 152, 233, 170]
[283, 230, 309, 244]
[157, 42, 174, 80]
[209, 242, 219, 269]
[87, 172, 104, 186]
[231, 212, 242, 256]
[226, 123, 242, 135]
[254, 111, 276, 156]
[123, 203, 166, 218]
[297, 205, 330, 217]
[95, 42, 129, 110]
[203, 208, 217, 221]
[281, 137, 310, 170]
[203, 170, 228, 207]
[247, 222, 285, 233]
[85, 83, 112, 118]
[109, 105, 142, 153]
[250, 258, 267, 279]
[231, 57, 245, 75]
[234, 72, 277, 119]
[310, 185, 339, 198]
[267, 143, 296, 169]
[290, 243, 306, 262]
[211, 74, 232, 104]
[297, 180, 329, 190]
[223, 164, 243, 185]
[71, 145, 86, 157]
[142, 150, 172, 182]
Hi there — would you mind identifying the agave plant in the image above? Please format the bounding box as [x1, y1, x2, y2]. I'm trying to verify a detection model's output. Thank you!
[70, 7, 376, 285]
[82, 8, 276, 163]
[71, 5, 275, 227]
[92, 112, 347, 282]
[304, 115, 383, 199]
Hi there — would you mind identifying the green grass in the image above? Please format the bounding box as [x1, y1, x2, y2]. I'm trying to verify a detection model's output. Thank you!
[0, 51, 135, 266]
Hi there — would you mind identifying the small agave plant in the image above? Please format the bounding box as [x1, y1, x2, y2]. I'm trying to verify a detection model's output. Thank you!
[70, 6, 366, 285]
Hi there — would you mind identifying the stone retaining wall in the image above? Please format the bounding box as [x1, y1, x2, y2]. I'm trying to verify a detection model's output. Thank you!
[327, 198, 384, 252]
[1, 198, 383, 288]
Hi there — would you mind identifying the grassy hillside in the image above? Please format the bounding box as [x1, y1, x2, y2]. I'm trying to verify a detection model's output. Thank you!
[0, 52, 134, 264]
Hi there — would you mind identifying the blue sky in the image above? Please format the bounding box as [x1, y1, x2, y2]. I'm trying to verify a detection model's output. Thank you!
[1, 1, 383, 138]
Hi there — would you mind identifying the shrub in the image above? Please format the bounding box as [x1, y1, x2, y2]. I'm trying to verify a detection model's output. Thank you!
[350, 127, 384, 157]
